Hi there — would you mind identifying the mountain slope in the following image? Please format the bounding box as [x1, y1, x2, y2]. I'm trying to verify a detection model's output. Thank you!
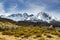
[0, 12, 60, 27]
[0, 17, 19, 29]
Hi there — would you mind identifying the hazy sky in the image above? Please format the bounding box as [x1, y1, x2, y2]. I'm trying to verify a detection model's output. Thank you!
[0, 0, 60, 18]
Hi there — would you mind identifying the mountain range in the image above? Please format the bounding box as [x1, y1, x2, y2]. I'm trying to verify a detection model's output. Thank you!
[0, 12, 60, 27]
[0, 12, 60, 22]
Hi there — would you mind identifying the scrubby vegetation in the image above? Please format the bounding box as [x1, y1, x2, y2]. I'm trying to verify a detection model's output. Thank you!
[0, 17, 60, 40]
[2, 27, 60, 38]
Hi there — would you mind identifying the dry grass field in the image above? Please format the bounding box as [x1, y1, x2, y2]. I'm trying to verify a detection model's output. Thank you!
[0, 27, 60, 40]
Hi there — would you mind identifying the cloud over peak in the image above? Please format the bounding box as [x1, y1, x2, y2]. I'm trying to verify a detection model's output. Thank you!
[0, 0, 60, 18]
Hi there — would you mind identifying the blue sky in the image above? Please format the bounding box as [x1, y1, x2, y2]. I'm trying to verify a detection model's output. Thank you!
[0, 0, 60, 18]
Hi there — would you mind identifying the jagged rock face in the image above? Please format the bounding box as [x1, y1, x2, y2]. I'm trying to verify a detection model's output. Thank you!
[37, 12, 51, 20]
[41, 12, 51, 19]
[23, 13, 29, 19]
[29, 14, 34, 17]
[8, 13, 23, 17]
[37, 12, 52, 23]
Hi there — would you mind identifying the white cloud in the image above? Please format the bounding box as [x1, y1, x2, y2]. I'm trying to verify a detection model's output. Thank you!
[0, 1, 60, 19]
[0, 2, 19, 16]
[50, 0, 60, 3]
[7, 4, 18, 14]
[0, 3, 5, 15]
[20, 4, 46, 15]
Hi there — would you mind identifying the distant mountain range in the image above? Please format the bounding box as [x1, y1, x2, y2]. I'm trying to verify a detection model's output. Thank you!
[0, 13, 34, 21]
[0, 12, 60, 22]
[0, 12, 60, 27]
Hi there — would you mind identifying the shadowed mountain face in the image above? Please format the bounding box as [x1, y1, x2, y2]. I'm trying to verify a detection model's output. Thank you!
[50, 19, 60, 27]
[37, 12, 52, 23]
[37, 12, 51, 20]
[41, 12, 51, 19]
[8, 13, 23, 17]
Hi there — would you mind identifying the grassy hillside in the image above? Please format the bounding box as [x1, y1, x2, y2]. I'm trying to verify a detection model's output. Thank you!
[0, 17, 50, 30]
[0, 17, 60, 40]
[1, 27, 60, 40]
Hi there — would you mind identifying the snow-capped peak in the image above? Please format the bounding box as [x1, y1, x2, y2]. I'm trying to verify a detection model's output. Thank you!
[2, 13, 34, 21]
[36, 12, 51, 22]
